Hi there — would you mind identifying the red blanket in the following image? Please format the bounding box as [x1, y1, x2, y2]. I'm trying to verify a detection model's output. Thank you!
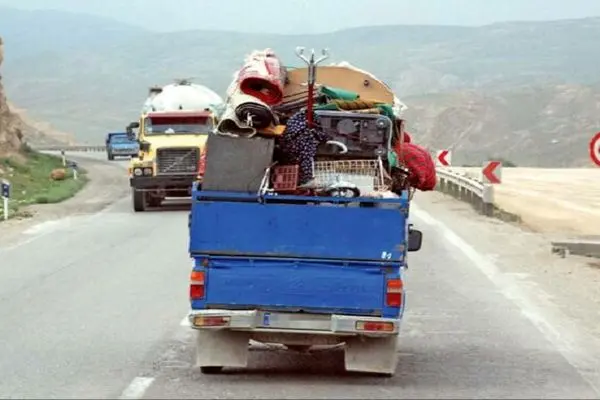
[393, 141, 437, 191]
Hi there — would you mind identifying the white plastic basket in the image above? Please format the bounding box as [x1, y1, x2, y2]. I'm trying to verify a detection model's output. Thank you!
[312, 158, 388, 193]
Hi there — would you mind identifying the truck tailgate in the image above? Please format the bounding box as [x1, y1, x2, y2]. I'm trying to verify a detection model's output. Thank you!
[189, 192, 409, 262]
[200, 256, 386, 315]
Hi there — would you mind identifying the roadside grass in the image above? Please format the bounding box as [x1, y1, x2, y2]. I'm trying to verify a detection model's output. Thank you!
[0, 145, 88, 220]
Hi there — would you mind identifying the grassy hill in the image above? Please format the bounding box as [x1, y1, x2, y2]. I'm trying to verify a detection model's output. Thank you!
[1, 6, 599, 166]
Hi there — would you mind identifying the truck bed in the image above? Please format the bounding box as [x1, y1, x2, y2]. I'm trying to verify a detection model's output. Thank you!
[189, 190, 409, 318]
[189, 191, 409, 261]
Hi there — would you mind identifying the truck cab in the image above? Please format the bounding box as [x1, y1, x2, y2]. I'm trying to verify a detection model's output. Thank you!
[105, 132, 139, 160]
[127, 80, 223, 212]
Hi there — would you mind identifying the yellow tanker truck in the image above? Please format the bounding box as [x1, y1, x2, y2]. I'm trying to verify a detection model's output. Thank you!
[127, 80, 224, 212]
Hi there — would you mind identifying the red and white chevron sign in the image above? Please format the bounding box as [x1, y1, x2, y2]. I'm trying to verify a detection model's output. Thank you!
[590, 132, 600, 167]
[436, 149, 451, 167]
[482, 161, 502, 184]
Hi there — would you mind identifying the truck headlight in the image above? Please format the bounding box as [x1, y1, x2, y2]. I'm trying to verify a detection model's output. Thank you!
[143, 167, 153, 176]
[133, 167, 143, 176]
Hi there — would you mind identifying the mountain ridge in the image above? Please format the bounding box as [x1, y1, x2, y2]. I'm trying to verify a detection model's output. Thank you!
[1, 7, 599, 166]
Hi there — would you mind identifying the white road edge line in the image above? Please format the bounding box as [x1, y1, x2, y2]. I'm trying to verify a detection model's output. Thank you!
[119, 377, 155, 400]
[410, 202, 600, 395]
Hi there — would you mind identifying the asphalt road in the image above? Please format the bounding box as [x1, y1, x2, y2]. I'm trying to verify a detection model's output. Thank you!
[0, 152, 598, 399]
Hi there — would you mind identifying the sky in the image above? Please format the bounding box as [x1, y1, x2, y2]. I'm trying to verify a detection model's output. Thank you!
[1, 0, 600, 34]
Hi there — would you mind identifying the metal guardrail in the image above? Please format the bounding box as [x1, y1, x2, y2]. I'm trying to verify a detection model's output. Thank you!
[34, 145, 107, 152]
[436, 168, 495, 216]
[37, 145, 498, 216]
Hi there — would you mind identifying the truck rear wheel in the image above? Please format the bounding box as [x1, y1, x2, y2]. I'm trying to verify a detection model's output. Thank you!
[132, 188, 146, 212]
[200, 366, 224, 374]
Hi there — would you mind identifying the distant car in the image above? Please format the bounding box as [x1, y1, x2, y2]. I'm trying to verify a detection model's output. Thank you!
[105, 132, 139, 160]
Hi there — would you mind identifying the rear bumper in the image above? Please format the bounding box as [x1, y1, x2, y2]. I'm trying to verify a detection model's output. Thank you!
[188, 309, 400, 337]
[108, 148, 138, 155]
[130, 175, 197, 190]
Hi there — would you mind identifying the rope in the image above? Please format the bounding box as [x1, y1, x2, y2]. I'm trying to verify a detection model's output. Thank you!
[332, 99, 382, 110]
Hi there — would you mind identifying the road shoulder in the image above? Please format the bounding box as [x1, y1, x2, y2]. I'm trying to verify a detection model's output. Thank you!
[0, 155, 129, 247]
[413, 191, 600, 339]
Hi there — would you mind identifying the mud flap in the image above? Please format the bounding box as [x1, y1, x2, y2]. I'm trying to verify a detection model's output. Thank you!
[344, 335, 399, 375]
[194, 330, 251, 368]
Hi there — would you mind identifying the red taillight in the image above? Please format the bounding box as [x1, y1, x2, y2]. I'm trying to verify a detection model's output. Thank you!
[193, 316, 230, 327]
[190, 271, 205, 300]
[385, 278, 403, 307]
[355, 321, 395, 332]
[190, 284, 204, 299]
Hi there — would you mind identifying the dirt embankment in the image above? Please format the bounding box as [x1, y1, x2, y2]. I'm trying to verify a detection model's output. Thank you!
[0, 36, 23, 155]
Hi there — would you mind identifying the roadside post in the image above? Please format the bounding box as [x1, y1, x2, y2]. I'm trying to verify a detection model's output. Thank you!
[1, 179, 11, 221]
[67, 160, 79, 180]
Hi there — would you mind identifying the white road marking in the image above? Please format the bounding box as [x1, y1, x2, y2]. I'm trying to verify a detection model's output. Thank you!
[410, 202, 600, 394]
[410, 204, 437, 225]
[119, 376, 155, 399]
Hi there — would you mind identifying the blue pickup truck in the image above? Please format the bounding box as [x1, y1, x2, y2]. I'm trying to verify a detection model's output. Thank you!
[105, 132, 139, 160]
[187, 173, 422, 376]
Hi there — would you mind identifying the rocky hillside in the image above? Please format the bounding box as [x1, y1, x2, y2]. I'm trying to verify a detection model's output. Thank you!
[404, 84, 600, 168]
[0, 37, 23, 154]
[8, 102, 77, 148]
[0, 37, 75, 155]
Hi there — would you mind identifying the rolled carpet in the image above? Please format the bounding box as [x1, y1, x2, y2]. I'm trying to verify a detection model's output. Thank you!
[237, 49, 285, 106]
[217, 87, 276, 136]
[235, 102, 275, 130]
[217, 104, 257, 137]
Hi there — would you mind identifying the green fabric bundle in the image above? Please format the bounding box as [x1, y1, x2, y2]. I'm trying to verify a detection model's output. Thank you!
[320, 86, 360, 101]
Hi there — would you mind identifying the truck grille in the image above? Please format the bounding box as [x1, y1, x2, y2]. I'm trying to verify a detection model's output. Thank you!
[156, 147, 199, 175]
